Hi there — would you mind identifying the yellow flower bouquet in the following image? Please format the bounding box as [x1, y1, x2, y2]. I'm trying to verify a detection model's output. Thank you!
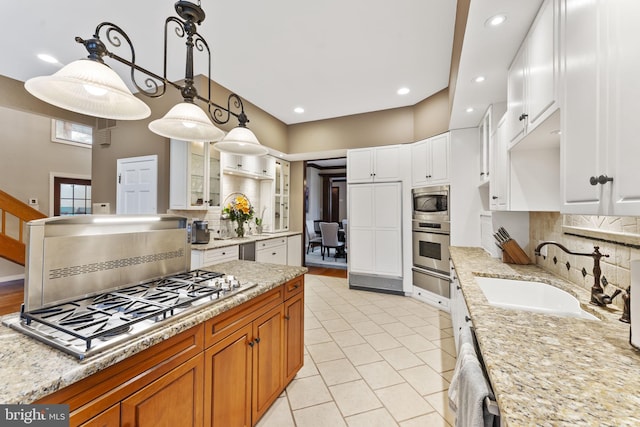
[223, 194, 254, 237]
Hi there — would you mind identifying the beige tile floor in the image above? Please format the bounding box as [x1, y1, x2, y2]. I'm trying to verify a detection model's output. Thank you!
[257, 274, 456, 427]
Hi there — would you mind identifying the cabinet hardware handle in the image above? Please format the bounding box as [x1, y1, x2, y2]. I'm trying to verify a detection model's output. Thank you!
[293, 284, 299, 289]
[589, 175, 614, 186]
[248, 340, 255, 347]
[465, 316, 471, 322]
[272, 252, 276, 255]
[254, 337, 261, 344]
[284, 315, 290, 320]
[518, 113, 528, 121]
[480, 172, 485, 176]
[492, 196, 498, 200]
[456, 285, 461, 290]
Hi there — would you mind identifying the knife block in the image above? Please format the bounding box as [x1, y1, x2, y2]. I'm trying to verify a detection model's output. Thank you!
[501, 240, 531, 265]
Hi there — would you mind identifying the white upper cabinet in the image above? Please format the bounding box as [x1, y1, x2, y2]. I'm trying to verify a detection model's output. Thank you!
[170, 140, 221, 209]
[411, 133, 450, 188]
[479, 107, 492, 184]
[222, 153, 275, 179]
[561, 0, 640, 215]
[490, 115, 509, 211]
[347, 145, 401, 183]
[507, 0, 559, 148]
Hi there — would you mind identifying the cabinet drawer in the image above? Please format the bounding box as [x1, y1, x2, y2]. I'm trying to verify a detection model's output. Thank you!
[284, 276, 304, 300]
[205, 286, 284, 348]
[203, 246, 239, 266]
[256, 238, 287, 250]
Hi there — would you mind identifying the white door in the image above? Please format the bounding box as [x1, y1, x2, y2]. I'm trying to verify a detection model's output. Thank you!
[116, 155, 158, 214]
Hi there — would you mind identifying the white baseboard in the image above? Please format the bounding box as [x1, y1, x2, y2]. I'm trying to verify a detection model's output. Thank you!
[0, 273, 24, 283]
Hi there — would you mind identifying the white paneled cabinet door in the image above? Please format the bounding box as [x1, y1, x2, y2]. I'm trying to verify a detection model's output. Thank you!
[561, 0, 605, 214]
[348, 184, 375, 273]
[429, 134, 450, 184]
[490, 116, 509, 210]
[411, 140, 429, 187]
[372, 146, 401, 182]
[348, 183, 401, 277]
[607, 0, 640, 215]
[506, 47, 527, 146]
[526, 0, 558, 129]
[347, 149, 374, 183]
[411, 134, 450, 187]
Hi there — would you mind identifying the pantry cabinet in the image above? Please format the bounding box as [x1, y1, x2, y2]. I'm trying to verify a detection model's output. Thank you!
[506, 0, 559, 148]
[561, 0, 640, 215]
[347, 145, 402, 183]
[411, 133, 450, 187]
[170, 140, 221, 209]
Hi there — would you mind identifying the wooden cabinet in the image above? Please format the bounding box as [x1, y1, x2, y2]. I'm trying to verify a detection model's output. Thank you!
[410, 133, 450, 187]
[170, 140, 221, 209]
[121, 355, 204, 427]
[561, 0, 640, 215]
[506, 0, 560, 148]
[78, 404, 120, 427]
[191, 245, 239, 269]
[348, 182, 402, 277]
[255, 237, 287, 265]
[283, 288, 304, 384]
[347, 145, 402, 183]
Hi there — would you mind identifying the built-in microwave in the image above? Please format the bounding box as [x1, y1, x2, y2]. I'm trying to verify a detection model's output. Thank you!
[412, 185, 449, 221]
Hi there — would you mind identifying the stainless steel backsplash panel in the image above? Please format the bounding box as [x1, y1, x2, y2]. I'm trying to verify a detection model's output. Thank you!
[24, 215, 190, 311]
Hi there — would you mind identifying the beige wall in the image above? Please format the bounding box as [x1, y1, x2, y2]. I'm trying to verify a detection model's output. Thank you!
[530, 212, 640, 311]
[0, 105, 91, 216]
[413, 88, 450, 140]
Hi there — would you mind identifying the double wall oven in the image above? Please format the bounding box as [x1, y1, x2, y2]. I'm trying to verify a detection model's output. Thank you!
[411, 185, 451, 299]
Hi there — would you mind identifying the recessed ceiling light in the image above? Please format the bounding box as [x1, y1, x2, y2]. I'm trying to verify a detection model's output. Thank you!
[397, 87, 410, 95]
[466, 107, 474, 113]
[485, 14, 507, 27]
[37, 53, 59, 64]
[294, 107, 304, 114]
[474, 76, 486, 83]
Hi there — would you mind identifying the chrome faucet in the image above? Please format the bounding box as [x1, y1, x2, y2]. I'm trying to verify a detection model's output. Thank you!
[534, 242, 620, 307]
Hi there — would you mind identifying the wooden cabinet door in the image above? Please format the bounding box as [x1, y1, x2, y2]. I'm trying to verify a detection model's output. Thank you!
[204, 323, 253, 427]
[121, 355, 204, 427]
[78, 404, 120, 427]
[252, 305, 284, 423]
[283, 292, 304, 384]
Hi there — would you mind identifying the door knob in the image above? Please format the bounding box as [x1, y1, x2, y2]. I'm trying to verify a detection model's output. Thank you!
[589, 175, 614, 186]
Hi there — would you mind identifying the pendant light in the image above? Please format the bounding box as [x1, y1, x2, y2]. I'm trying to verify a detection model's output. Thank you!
[23, 1, 267, 155]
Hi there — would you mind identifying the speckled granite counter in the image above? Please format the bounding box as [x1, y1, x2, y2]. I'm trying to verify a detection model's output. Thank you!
[0, 260, 307, 405]
[450, 247, 640, 427]
[190, 231, 302, 250]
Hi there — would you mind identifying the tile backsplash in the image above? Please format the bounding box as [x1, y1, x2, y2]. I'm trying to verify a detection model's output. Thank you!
[530, 212, 640, 310]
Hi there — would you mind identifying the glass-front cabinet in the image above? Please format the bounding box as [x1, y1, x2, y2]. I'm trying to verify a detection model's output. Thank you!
[170, 140, 221, 209]
[273, 160, 290, 231]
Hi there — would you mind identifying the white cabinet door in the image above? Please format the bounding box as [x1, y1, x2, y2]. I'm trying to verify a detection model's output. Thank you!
[411, 134, 450, 187]
[429, 134, 450, 184]
[348, 183, 401, 277]
[607, 0, 640, 215]
[490, 116, 509, 210]
[256, 238, 287, 265]
[347, 146, 402, 183]
[347, 149, 374, 183]
[526, 0, 558, 129]
[506, 47, 527, 146]
[287, 235, 302, 266]
[170, 140, 220, 209]
[561, 0, 606, 214]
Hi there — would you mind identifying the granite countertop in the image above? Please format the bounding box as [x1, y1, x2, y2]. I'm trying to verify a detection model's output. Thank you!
[449, 247, 640, 426]
[0, 260, 307, 405]
[191, 230, 302, 250]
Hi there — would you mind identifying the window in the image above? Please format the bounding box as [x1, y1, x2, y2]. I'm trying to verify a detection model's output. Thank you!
[54, 177, 92, 216]
[51, 119, 93, 147]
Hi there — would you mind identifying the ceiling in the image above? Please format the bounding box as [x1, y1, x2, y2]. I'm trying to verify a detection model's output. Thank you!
[1, 0, 542, 131]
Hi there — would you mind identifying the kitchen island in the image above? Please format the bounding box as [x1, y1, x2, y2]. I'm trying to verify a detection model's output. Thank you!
[450, 247, 640, 426]
[0, 260, 307, 426]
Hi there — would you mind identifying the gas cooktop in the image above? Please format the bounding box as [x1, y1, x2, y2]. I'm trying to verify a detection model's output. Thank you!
[5, 270, 257, 360]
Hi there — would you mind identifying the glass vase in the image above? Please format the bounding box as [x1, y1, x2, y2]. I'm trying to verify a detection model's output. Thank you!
[235, 219, 245, 238]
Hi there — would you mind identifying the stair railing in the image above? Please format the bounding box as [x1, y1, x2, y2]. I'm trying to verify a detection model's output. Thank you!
[0, 190, 46, 265]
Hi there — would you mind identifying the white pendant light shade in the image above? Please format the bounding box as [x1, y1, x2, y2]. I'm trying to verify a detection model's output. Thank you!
[24, 59, 151, 120]
[148, 102, 225, 142]
[213, 126, 268, 156]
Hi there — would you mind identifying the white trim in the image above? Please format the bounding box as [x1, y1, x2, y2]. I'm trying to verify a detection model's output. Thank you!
[0, 273, 24, 283]
[49, 172, 92, 217]
[51, 119, 93, 148]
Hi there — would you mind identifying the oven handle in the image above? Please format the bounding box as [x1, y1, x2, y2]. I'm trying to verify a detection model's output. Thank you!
[411, 266, 451, 281]
[412, 229, 450, 236]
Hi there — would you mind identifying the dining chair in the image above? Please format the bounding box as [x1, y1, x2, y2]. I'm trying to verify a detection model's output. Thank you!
[305, 220, 322, 254]
[319, 222, 345, 261]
